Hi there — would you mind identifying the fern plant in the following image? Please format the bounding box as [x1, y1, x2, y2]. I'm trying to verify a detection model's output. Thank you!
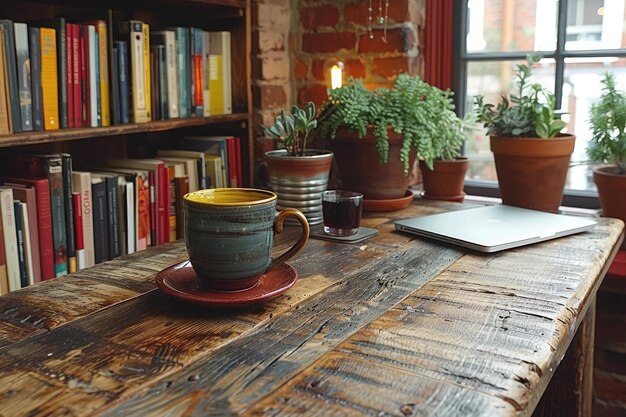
[587, 72, 626, 173]
[474, 53, 566, 139]
[318, 74, 467, 174]
[264, 102, 317, 157]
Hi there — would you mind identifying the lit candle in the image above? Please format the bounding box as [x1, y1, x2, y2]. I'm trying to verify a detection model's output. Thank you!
[331, 64, 343, 89]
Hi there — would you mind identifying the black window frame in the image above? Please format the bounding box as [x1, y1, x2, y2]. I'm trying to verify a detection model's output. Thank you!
[453, 0, 626, 209]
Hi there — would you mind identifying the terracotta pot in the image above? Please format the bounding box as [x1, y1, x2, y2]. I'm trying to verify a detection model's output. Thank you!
[490, 134, 575, 213]
[265, 149, 333, 226]
[593, 165, 626, 225]
[419, 157, 469, 202]
[329, 127, 416, 200]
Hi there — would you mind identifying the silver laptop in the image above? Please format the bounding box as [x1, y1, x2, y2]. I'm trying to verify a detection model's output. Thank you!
[394, 205, 596, 252]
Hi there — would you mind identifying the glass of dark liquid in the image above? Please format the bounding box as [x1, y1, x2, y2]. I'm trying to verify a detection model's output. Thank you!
[322, 190, 363, 236]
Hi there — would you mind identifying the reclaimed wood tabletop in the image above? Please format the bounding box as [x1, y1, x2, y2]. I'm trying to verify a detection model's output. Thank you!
[0, 199, 622, 417]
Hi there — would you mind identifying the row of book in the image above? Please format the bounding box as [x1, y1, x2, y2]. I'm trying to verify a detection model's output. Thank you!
[0, 135, 242, 294]
[0, 14, 232, 135]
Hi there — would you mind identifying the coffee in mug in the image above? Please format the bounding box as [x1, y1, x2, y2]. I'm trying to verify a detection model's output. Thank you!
[183, 188, 309, 291]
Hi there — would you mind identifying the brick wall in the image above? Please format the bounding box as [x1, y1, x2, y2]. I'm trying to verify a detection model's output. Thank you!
[594, 251, 626, 417]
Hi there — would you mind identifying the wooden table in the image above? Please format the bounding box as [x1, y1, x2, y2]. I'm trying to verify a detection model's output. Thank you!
[0, 200, 622, 417]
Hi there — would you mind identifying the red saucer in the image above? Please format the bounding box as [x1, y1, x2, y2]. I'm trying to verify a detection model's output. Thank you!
[155, 261, 298, 307]
[362, 190, 414, 212]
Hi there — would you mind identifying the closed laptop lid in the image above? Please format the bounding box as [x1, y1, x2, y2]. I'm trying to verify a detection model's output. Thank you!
[394, 205, 596, 252]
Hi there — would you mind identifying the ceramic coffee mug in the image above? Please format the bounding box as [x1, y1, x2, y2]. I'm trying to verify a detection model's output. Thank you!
[183, 188, 309, 291]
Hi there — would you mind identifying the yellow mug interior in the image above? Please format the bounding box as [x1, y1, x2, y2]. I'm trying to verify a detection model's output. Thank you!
[184, 188, 277, 206]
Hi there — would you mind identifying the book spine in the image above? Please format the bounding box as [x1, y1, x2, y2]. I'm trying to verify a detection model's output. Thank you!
[208, 32, 224, 116]
[40, 28, 59, 130]
[88, 26, 98, 127]
[0, 188, 20, 291]
[0, 20, 22, 132]
[72, 171, 94, 268]
[174, 176, 189, 240]
[13, 201, 27, 288]
[157, 45, 167, 119]
[168, 166, 176, 241]
[164, 31, 178, 118]
[150, 46, 160, 121]
[142, 22, 151, 121]
[176, 27, 188, 119]
[71, 24, 81, 128]
[0, 209, 8, 294]
[0, 27, 11, 134]
[148, 170, 156, 247]
[116, 41, 130, 124]
[55, 18, 67, 129]
[127, 21, 148, 123]
[95, 20, 110, 127]
[226, 137, 237, 187]
[29, 27, 44, 132]
[202, 31, 210, 117]
[44, 157, 67, 277]
[24, 179, 54, 280]
[66, 23, 74, 128]
[91, 179, 109, 264]
[110, 43, 120, 125]
[135, 174, 149, 251]
[61, 154, 75, 274]
[13, 23, 33, 132]
[18, 202, 35, 286]
[105, 176, 120, 259]
[125, 181, 135, 254]
[192, 28, 203, 117]
[80, 25, 90, 127]
[158, 164, 169, 245]
[72, 192, 85, 270]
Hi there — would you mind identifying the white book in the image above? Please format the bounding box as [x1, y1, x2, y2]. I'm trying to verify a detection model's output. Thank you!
[156, 149, 206, 190]
[72, 171, 95, 268]
[152, 30, 179, 119]
[19, 202, 35, 286]
[125, 181, 135, 254]
[122, 20, 149, 123]
[156, 155, 198, 192]
[0, 187, 20, 292]
[88, 25, 98, 127]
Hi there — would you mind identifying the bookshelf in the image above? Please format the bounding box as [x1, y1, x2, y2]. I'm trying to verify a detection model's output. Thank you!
[0, 0, 253, 291]
[0, 0, 253, 183]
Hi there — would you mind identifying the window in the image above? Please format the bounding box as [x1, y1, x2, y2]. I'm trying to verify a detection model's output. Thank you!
[454, 0, 626, 207]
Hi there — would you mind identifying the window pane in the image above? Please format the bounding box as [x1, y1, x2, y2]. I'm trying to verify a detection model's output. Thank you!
[464, 60, 556, 182]
[561, 57, 626, 190]
[466, 0, 557, 53]
[565, 0, 626, 50]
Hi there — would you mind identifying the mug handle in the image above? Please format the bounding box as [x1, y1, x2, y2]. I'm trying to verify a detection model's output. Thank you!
[267, 208, 310, 271]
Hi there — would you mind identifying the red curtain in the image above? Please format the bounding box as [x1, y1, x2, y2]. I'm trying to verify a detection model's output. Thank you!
[423, 0, 455, 90]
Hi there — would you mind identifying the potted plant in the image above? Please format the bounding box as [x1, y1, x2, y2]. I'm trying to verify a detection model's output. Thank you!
[587, 72, 626, 228]
[474, 53, 573, 213]
[318, 74, 467, 205]
[264, 102, 333, 226]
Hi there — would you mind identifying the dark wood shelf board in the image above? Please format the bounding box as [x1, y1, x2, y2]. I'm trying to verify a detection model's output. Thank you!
[0, 114, 251, 148]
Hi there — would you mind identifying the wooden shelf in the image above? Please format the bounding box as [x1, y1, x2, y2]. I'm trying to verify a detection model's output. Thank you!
[0, 114, 251, 148]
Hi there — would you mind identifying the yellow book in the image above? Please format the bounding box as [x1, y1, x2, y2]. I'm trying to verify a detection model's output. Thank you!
[40, 27, 59, 130]
[142, 22, 151, 121]
[94, 20, 110, 127]
[0, 27, 11, 134]
[208, 31, 231, 115]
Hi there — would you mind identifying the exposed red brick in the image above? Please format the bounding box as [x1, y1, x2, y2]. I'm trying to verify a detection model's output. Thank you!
[595, 347, 626, 374]
[345, 59, 367, 79]
[255, 137, 277, 161]
[592, 400, 626, 417]
[595, 316, 626, 349]
[300, 5, 339, 30]
[302, 32, 356, 53]
[298, 84, 328, 106]
[312, 59, 326, 81]
[594, 370, 626, 403]
[359, 29, 404, 53]
[373, 57, 409, 79]
[387, 1, 410, 23]
[260, 85, 287, 108]
[344, 3, 368, 26]
[294, 59, 308, 80]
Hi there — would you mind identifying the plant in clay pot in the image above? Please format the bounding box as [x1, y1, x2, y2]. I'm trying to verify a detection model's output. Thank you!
[474, 52, 573, 213]
[586, 72, 626, 230]
[263, 102, 333, 226]
[318, 74, 467, 205]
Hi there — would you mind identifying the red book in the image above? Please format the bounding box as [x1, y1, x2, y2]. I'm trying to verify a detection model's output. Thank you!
[0, 177, 54, 280]
[66, 23, 74, 128]
[158, 163, 169, 245]
[226, 137, 237, 187]
[80, 25, 90, 127]
[71, 24, 82, 128]
[72, 192, 85, 270]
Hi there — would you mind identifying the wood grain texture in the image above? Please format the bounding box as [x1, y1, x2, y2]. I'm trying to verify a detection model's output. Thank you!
[0, 200, 621, 417]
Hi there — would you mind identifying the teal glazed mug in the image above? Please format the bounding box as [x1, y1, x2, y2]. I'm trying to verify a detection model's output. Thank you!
[183, 188, 309, 291]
